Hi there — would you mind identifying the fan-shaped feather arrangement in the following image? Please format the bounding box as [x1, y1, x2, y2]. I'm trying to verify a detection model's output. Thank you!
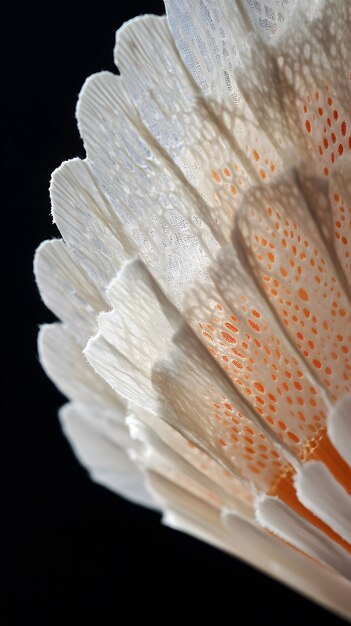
[35, 0, 351, 618]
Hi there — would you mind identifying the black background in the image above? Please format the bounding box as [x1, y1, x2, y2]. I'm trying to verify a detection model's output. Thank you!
[3, 2, 348, 624]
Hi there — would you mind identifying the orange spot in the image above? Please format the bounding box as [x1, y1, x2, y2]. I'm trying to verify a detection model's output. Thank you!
[341, 120, 347, 137]
[248, 319, 260, 332]
[253, 149, 260, 161]
[211, 170, 221, 183]
[312, 359, 322, 369]
[225, 322, 239, 333]
[232, 360, 243, 369]
[245, 446, 255, 455]
[298, 288, 309, 302]
[287, 432, 300, 443]
[221, 331, 236, 343]
[254, 382, 265, 393]
[232, 347, 245, 358]
[244, 426, 255, 435]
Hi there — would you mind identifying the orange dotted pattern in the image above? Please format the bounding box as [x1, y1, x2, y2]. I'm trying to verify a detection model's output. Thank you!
[198, 295, 328, 461]
[239, 196, 351, 402]
[211, 162, 247, 202]
[211, 153, 278, 193]
[209, 128, 281, 219]
[244, 144, 278, 181]
[203, 387, 289, 491]
[302, 88, 351, 178]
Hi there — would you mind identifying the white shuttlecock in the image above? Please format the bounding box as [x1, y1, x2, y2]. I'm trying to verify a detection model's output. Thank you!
[35, 1, 351, 619]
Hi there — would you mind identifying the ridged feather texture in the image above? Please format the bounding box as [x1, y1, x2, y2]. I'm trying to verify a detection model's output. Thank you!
[35, 1, 351, 618]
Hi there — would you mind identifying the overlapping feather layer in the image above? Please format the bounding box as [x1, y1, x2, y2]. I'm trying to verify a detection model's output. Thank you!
[35, 0, 351, 618]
